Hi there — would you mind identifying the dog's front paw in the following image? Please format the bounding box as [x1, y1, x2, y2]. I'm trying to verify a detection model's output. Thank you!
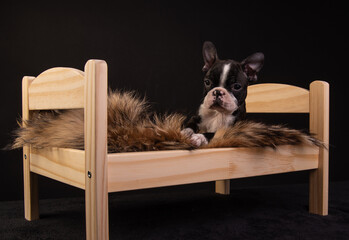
[190, 133, 208, 147]
[181, 128, 208, 147]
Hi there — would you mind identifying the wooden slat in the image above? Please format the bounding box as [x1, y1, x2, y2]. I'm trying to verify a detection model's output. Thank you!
[309, 81, 329, 216]
[28, 67, 84, 110]
[30, 148, 85, 189]
[107, 145, 319, 193]
[246, 83, 309, 113]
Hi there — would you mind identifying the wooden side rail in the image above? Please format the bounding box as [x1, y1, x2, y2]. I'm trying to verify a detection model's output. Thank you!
[107, 146, 319, 192]
[27, 145, 319, 194]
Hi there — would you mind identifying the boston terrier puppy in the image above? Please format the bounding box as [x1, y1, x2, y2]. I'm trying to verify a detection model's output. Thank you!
[183, 41, 264, 147]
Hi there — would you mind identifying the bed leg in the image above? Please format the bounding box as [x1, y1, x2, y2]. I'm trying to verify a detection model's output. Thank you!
[22, 76, 39, 221]
[85, 60, 109, 240]
[23, 146, 39, 221]
[309, 149, 328, 216]
[85, 180, 109, 240]
[309, 81, 329, 216]
[215, 180, 230, 195]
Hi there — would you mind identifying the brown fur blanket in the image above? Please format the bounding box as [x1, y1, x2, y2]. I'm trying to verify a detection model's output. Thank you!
[10, 91, 321, 153]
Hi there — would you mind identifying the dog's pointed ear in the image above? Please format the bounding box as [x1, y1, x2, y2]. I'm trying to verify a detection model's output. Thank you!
[202, 41, 218, 72]
[241, 52, 264, 83]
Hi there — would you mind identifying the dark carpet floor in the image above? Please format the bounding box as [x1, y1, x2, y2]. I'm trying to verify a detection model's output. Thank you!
[1, 181, 348, 240]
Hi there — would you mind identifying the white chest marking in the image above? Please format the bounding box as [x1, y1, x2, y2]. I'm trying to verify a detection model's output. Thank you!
[219, 63, 231, 87]
[198, 106, 236, 132]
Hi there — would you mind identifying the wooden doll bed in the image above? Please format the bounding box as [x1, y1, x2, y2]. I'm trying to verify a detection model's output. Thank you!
[21, 60, 329, 240]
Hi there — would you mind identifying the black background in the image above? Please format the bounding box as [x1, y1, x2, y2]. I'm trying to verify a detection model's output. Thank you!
[0, 1, 347, 201]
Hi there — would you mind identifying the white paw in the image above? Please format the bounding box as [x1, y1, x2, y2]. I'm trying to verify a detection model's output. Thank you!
[190, 133, 208, 147]
[181, 128, 208, 147]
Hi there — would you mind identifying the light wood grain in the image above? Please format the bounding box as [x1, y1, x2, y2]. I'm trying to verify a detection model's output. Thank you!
[22, 76, 39, 221]
[30, 148, 85, 189]
[246, 83, 309, 113]
[28, 67, 84, 110]
[309, 81, 329, 216]
[84, 60, 109, 240]
[107, 145, 319, 192]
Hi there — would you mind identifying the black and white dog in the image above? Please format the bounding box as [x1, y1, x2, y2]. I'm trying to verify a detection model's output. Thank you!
[183, 41, 264, 146]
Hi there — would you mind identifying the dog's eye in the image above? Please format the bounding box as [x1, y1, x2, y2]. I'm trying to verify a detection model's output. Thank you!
[232, 83, 242, 90]
[204, 79, 211, 86]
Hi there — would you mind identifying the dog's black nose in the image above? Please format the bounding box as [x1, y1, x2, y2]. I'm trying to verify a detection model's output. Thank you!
[213, 90, 223, 97]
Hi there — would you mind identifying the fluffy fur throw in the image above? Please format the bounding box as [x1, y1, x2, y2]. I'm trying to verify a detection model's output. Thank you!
[10, 91, 321, 153]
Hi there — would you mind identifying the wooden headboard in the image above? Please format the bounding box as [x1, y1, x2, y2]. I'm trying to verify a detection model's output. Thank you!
[27, 67, 85, 110]
[25, 64, 321, 116]
[246, 83, 309, 113]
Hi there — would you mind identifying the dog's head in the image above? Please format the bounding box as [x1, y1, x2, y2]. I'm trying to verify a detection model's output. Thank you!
[200, 41, 264, 115]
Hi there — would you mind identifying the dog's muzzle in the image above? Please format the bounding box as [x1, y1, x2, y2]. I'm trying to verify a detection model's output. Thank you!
[204, 87, 238, 114]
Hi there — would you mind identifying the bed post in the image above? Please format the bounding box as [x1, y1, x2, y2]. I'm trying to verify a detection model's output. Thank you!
[215, 180, 230, 195]
[22, 76, 40, 221]
[84, 60, 109, 240]
[309, 80, 329, 216]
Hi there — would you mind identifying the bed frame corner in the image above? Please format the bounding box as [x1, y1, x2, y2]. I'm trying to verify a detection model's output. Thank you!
[309, 80, 330, 216]
[84, 60, 109, 239]
[22, 76, 39, 221]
